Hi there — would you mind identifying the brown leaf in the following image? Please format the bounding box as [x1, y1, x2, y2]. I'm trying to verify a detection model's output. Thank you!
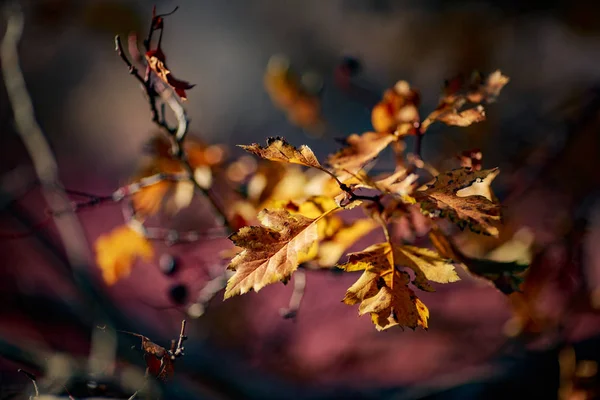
[145, 48, 195, 100]
[416, 168, 502, 236]
[338, 242, 436, 330]
[371, 80, 420, 134]
[239, 137, 323, 170]
[434, 105, 486, 127]
[225, 207, 338, 298]
[359, 166, 419, 196]
[328, 131, 396, 174]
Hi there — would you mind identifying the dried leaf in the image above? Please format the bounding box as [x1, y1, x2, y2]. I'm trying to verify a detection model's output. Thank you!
[225, 207, 339, 298]
[146, 48, 195, 100]
[371, 80, 420, 134]
[94, 222, 154, 285]
[339, 242, 434, 330]
[328, 131, 396, 174]
[435, 105, 486, 127]
[423, 70, 508, 131]
[240, 137, 323, 170]
[359, 166, 419, 196]
[395, 246, 459, 292]
[417, 168, 502, 236]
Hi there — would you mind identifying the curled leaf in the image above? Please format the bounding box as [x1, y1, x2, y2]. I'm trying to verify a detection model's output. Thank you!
[145, 48, 195, 100]
[339, 242, 447, 330]
[434, 105, 486, 127]
[240, 137, 323, 170]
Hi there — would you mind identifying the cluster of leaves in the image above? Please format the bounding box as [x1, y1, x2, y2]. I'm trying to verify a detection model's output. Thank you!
[91, 6, 524, 332]
[223, 70, 517, 331]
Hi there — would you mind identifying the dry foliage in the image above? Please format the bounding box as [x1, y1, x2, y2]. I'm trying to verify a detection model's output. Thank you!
[86, 5, 520, 332]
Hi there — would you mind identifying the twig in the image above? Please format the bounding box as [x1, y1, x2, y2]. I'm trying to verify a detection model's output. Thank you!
[114, 35, 233, 232]
[17, 369, 39, 399]
[171, 319, 187, 358]
[279, 269, 306, 320]
[1, 2, 96, 293]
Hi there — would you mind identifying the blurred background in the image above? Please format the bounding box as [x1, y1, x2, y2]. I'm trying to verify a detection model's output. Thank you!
[1, 0, 600, 398]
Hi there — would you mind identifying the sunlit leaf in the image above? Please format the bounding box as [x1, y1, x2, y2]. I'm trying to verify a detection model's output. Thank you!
[240, 137, 324, 170]
[328, 131, 396, 174]
[416, 168, 502, 236]
[338, 242, 436, 330]
[225, 207, 339, 298]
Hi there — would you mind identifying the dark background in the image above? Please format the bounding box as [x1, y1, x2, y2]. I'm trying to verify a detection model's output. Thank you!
[1, 0, 600, 398]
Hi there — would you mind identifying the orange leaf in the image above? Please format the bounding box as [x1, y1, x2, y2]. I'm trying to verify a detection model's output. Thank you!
[94, 222, 154, 285]
[328, 131, 396, 174]
[371, 80, 420, 134]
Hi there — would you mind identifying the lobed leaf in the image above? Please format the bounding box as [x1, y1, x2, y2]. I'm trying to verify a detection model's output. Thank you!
[328, 131, 396, 174]
[225, 207, 339, 298]
[416, 168, 502, 236]
[239, 137, 323, 170]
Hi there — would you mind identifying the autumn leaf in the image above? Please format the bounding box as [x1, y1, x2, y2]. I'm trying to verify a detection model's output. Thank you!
[433, 105, 486, 127]
[145, 48, 195, 100]
[225, 207, 339, 298]
[358, 166, 419, 196]
[264, 55, 324, 133]
[123, 331, 174, 382]
[132, 136, 223, 216]
[240, 137, 324, 170]
[317, 218, 378, 267]
[94, 222, 153, 285]
[340, 242, 451, 330]
[328, 131, 397, 174]
[422, 70, 508, 131]
[371, 80, 420, 135]
[416, 167, 502, 236]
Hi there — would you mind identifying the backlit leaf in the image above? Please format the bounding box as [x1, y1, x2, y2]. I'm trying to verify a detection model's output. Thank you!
[416, 168, 502, 236]
[225, 207, 339, 298]
[240, 137, 323, 170]
[339, 242, 431, 330]
[328, 131, 396, 174]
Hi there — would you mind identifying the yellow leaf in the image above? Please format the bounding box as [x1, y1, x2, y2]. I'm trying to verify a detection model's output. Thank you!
[317, 218, 378, 267]
[327, 131, 397, 174]
[225, 207, 339, 298]
[94, 222, 154, 285]
[416, 168, 502, 236]
[395, 245, 459, 292]
[239, 137, 323, 170]
[339, 242, 431, 330]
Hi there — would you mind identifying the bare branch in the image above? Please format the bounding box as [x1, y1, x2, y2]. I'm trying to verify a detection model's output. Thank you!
[280, 269, 306, 320]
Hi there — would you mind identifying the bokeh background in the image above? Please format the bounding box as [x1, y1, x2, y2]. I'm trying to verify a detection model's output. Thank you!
[1, 0, 600, 398]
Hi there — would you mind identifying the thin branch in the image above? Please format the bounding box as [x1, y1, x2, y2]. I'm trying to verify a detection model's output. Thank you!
[114, 34, 233, 233]
[279, 269, 306, 320]
[17, 369, 39, 399]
